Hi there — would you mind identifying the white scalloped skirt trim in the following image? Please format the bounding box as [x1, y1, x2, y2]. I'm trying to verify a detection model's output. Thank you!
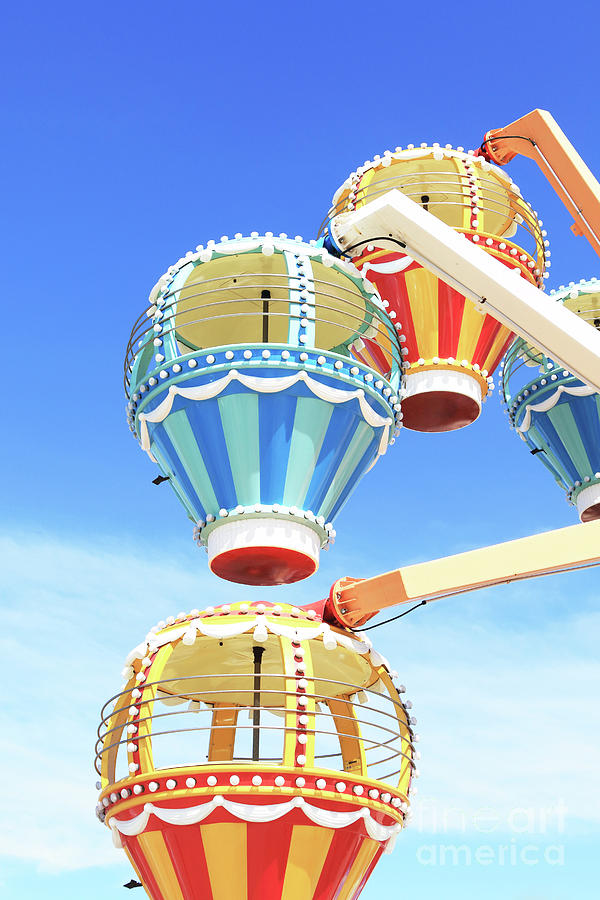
[109, 794, 400, 852]
[517, 384, 595, 433]
[137, 369, 392, 456]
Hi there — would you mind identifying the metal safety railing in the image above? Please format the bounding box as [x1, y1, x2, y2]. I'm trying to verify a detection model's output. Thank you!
[96, 672, 415, 787]
[500, 336, 571, 407]
[124, 272, 402, 396]
[318, 169, 547, 269]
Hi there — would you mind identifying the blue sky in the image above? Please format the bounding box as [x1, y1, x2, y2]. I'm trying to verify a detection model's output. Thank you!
[1, 1, 599, 897]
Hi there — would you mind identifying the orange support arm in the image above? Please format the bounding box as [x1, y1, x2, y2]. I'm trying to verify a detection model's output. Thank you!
[325, 520, 600, 629]
[477, 109, 600, 258]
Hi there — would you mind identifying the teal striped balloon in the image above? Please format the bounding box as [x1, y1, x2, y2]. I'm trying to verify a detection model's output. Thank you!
[125, 235, 403, 583]
[502, 279, 600, 521]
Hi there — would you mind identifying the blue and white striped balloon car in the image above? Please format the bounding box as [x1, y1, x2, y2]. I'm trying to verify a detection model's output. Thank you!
[125, 234, 403, 585]
[502, 278, 600, 523]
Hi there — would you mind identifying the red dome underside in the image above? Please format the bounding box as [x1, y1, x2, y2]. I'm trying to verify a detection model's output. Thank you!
[581, 501, 600, 523]
[402, 390, 481, 433]
[210, 546, 318, 586]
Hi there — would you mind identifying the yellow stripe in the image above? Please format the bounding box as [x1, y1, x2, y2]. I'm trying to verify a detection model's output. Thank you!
[482, 325, 512, 373]
[281, 825, 335, 900]
[137, 831, 184, 900]
[455, 296, 485, 364]
[379, 670, 412, 797]
[355, 169, 376, 210]
[101, 676, 135, 787]
[124, 847, 152, 900]
[201, 822, 247, 900]
[405, 267, 438, 359]
[336, 838, 380, 900]
[359, 248, 396, 266]
[137, 644, 175, 773]
[375, 328, 394, 373]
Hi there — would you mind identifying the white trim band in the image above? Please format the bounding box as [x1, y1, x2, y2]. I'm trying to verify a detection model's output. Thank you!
[516, 383, 596, 433]
[404, 369, 482, 409]
[576, 482, 600, 520]
[208, 518, 321, 571]
[123, 618, 392, 683]
[137, 369, 392, 456]
[109, 795, 401, 850]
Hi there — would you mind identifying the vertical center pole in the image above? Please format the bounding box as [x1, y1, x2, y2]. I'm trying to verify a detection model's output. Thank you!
[261, 289, 270, 343]
[252, 645, 265, 761]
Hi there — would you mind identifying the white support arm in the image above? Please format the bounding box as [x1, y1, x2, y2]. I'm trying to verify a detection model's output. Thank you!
[330, 190, 600, 392]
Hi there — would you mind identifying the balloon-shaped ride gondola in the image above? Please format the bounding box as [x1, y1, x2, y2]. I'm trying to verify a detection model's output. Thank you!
[501, 277, 600, 521]
[125, 235, 402, 586]
[96, 602, 416, 900]
[321, 145, 548, 432]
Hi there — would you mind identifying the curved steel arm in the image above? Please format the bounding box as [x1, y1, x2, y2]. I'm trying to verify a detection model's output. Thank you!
[330, 189, 600, 392]
[325, 520, 600, 628]
[477, 109, 600, 258]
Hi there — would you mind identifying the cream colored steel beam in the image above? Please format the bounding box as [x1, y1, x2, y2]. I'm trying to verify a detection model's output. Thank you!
[330, 190, 600, 392]
[332, 520, 600, 627]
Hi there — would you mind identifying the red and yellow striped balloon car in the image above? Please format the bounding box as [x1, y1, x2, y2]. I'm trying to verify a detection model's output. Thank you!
[323, 144, 548, 431]
[96, 602, 417, 899]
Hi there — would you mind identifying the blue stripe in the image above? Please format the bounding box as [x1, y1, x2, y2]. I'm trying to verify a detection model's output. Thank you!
[326, 432, 381, 521]
[304, 403, 362, 513]
[527, 423, 569, 489]
[568, 394, 600, 473]
[528, 411, 580, 485]
[283, 397, 334, 508]
[138, 367, 392, 525]
[148, 423, 206, 520]
[218, 392, 260, 505]
[180, 396, 238, 509]
[150, 441, 200, 521]
[258, 392, 296, 504]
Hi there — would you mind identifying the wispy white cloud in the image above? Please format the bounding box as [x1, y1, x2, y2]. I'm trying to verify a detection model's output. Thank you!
[379, 603, 600, 836]
[0, 530, 234, 873]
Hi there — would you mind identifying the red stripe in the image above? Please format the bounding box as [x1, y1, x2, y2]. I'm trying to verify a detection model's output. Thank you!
[162, 823, 214, 900]
[471, 313, 506, 368]
[122, 834, 166, 900]
[472, 252, 517, 374]
[313, 825, 367, 900]
[360, 253, 420, 362]
[247, 819, 293, 900]
[437, 280, 465, 359]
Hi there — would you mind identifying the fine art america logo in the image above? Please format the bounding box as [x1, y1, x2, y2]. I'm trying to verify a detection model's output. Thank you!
[413, 799, 567, 867]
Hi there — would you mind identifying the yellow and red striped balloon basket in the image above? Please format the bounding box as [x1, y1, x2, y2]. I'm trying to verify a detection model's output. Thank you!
[323, 144, 549, 432]
[96, 601, 417, 899]
[352, 246, 525, 431]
